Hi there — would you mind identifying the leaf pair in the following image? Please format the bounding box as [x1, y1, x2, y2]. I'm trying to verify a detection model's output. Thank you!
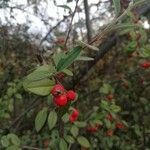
[35, 108, 57, 132]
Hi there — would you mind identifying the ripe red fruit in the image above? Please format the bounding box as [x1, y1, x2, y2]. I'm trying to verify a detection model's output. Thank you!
[86, 127, 97, 133]
[106, 113, 113, 121]
[106, 94, 113, 101]
[54, 94, 67, 107]
[69, 115, 76, 123]
[140, 61, 150, 69]
[66, 90, 77, 101]
[106, 129, 113, 137]
[69, 108, 79, 123]
[116, 122, 124, 129]
[71, 108, 79, 118]
[51, 84, 65, 96]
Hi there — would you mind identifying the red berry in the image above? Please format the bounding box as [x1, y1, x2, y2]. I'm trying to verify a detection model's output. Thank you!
[51, 84, 65, 96]
[106, 113, 113, 121]
[106, 129, 113, 137]
[69, 108, 79, 123]
[86, 127, 97, 133]
[69, 115, 76, 123]
[106, 94, 113, 101]
[54, 94, 67, 107]
[116, 122, 124, 129]
[71, 108, 79, 118]
[66, 90, 77, 101]
[140, 61, 150, 69]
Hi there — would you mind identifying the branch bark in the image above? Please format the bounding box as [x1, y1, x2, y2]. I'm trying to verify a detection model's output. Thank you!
[84, 0, 92, 43]
[67, 1, 150, 89]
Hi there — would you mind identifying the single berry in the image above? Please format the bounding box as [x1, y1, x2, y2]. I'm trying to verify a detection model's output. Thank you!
[51, 84, 65, 96]
[66, 90, 77, 101]
[71, 108, 79, 118]
[69, 108, 79, 123]
[106, 129, 113, 137]
[106, 94, 113, 101]
[54, 94, 67, 107]
[86, 127, 97, 133]
[69, 115, 76, 123]
[116, 122, 124, 129]
[106, 113, 113, 121]
[140, 61, 150, 69]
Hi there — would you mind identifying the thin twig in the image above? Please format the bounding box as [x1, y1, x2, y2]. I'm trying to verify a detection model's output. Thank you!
[64, 0, 80, 48]
[39, 14, 72, 46]
[22, 145, 44, 150]
[9, 98, 39, 130]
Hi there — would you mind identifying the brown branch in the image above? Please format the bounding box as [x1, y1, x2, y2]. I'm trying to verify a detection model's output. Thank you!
[64, 0, 80, 48]
[67, 1, 150, 89]
[84, 0, 92, 42]
[39, 14, 72, 46]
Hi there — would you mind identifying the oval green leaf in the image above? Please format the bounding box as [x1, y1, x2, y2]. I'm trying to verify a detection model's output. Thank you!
[70, 125, 79, 137]
[48, 110, 58, 130]
[57, 46, 82, 71]
[77, 136, 90, 148]
[35, 107, 48, 132]
[59, 138, 68, 150]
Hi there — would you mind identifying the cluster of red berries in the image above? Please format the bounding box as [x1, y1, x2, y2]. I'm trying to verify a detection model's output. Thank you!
[51, 84, 77, 107]
[86, 123, 102, 133]
[51, 84, 79, 123]
[140, 61, 150, 69]
[105, 113, 124, 136]
[105, 122, 124, 137]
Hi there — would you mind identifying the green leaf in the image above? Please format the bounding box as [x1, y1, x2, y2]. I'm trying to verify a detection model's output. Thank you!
[111, 104, 121, 113]
[62, 113, 69, 123]
[70, 125, 79, 137]
[104, 119, 111, 129]
[74, 121, 87, 128]
[76, 56, 94, 61]
[7, 134, 20, 146]
[48, 110, 58, 130]
[23, 78, 54, 96]
[100, 83, 112, 94]
[25, 65, 55, 82]
[57, 5, 72, 13]
[76, 40, 99, 51]
[64, 135, 75, 144]
[59, 138, 68, 150]
[57, 46, 82, 71]
[35, 107, 48, 132]
[1, 136, 10, 147]
[77, 136, 90, 148]
[62, 69, 73, 76]
[112, 0, 121, 17]
[6, 145, 21, 150]
[23, 64, 55, 96]
[52, 52, 66, 66]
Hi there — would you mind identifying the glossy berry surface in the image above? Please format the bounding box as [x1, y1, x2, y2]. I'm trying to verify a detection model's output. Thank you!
[69, 108, 79, 123]
[51, 84, 65, 96]
[66, 90, 77, 101]
[106, 94, 113, 101]
[54, 94, 67, 107]
[140, 61, 150, 69]
[116, 122, 124, 129]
